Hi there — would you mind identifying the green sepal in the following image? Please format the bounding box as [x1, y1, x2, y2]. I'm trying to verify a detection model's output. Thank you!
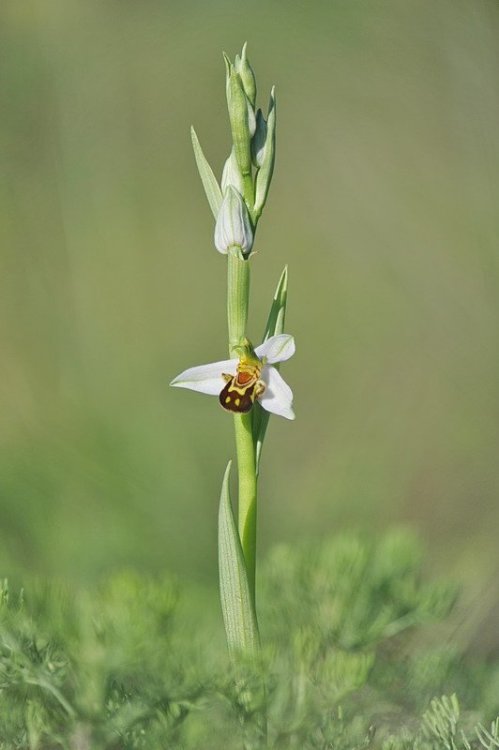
[218, 461, 260, 657]
[254, 87, 276, 218]
[253, 266, 288, 474]
[190, 126, 223, 220]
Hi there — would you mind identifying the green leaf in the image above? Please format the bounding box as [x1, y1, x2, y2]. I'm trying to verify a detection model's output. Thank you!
[218, 461, 260, 657]
[253, 266, 288, 474]
[190, 126, 223, 220]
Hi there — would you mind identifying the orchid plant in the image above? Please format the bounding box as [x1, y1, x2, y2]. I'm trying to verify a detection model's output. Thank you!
[171, 44, 294, 657]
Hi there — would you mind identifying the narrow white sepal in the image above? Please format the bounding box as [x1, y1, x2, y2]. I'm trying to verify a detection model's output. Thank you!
[259, 366, 295, 420]
[246, 100, 257, 137]
[251, 109, 267, 168]
[255, 334, 295, 364]
[170, 359, 237, 395]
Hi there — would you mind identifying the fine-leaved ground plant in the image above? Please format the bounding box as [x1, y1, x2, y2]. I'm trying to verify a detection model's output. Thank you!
[0, 532, 498, 749]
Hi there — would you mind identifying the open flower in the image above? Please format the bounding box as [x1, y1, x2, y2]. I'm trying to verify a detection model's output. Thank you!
[170, 334, 295, 420]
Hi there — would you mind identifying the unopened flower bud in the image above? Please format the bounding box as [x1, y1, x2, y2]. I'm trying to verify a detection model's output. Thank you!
[214, 186, 254, 256]
[234, 42, 256, 107]
[224, 54, 255, 177]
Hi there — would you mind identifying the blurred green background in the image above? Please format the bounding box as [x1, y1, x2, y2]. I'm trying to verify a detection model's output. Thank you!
[1, 0, 499, 598]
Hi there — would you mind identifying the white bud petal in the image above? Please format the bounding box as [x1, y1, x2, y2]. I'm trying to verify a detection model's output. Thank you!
[251, 109, 267, 167]
[221, 149, 244, 195]
[247, 100, 256, 137]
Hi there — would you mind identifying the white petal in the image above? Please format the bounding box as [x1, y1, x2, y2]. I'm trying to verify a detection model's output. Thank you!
[255, 334, 295, 364]
[259, 366, 295, 420]
[170, 358, 237, 395]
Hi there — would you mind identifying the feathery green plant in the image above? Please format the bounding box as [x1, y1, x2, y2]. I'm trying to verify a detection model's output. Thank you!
[0, 534, 498, 748]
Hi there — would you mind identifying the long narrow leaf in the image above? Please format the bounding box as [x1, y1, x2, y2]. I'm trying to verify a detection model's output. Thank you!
[253, 266, 288, 473]
[191, 127, 223, 220]
[218, 461, 260, 657]
[262, 265, 288, 344]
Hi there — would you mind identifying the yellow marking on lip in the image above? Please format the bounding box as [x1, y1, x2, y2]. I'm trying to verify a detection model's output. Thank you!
[235, 398, 241, 406]
[225, 396, 231, 404]
[228, 384, 252, 396]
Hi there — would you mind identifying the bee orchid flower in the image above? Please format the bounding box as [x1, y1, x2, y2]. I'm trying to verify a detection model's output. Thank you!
[170, 333, 295, 420]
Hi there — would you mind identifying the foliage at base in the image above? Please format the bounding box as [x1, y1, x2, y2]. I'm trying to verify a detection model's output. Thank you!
[0, 531, 497, 749]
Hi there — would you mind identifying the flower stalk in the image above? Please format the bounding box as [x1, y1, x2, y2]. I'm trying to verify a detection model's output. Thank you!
[227, 248, 257, 604]
[171, 45, 292, 664]
[233, 411, 258, 604]
[227, 250, 250, 354]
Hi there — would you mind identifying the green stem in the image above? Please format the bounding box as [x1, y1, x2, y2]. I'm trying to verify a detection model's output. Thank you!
[234, 412, 258, 604]
[227, 251, 250, 354]
[227, 250, 258, 607]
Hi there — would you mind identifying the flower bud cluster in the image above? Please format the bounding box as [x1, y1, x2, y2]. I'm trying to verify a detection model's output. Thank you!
[191, 44, 276, 259]
[214, 44, 276, 257]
